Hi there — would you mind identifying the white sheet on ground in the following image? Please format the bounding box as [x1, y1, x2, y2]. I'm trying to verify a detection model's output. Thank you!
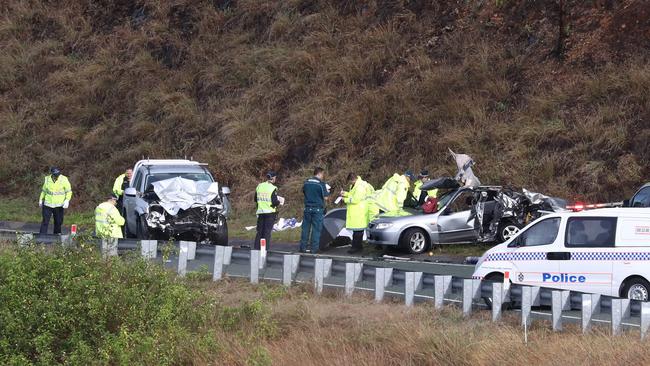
[244, 217, 303, 232]
[337, 228, 367, 240]
[152, 177, 219, 215]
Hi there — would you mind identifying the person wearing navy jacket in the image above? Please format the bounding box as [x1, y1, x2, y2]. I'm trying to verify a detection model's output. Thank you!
[299, 167, 330, 253]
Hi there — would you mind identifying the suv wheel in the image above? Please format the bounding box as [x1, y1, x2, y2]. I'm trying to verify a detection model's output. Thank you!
[136, 214, 150, 240]
[400, 228, 429, 255]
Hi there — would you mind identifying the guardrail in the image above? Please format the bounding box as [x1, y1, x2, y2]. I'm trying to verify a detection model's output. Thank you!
[6, 230, 650, 339]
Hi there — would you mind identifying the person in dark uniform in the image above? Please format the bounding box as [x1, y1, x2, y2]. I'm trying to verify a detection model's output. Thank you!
[299, 167, 330, 253]
[254, 171, 283, 250]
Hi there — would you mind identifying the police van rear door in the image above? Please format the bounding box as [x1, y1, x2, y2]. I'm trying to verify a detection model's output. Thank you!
[558, 216, 615, 296]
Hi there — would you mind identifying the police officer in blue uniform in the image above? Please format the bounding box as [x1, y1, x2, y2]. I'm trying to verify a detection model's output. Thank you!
[300, 167, 330, 253]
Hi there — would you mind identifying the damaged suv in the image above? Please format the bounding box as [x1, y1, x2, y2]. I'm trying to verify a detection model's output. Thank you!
[123, 159, 231, 245]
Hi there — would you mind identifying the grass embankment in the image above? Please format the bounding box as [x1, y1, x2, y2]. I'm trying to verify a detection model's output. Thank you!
[1, 1, 649, 210]
[0, 241, 647, 365]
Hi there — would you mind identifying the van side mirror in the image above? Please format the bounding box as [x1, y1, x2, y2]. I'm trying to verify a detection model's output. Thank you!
[124, 188, 137, 197]
[622, 199, 630, 208]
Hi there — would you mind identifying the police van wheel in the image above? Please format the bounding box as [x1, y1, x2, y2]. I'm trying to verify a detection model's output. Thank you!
[622, 277, 650, 301]
[400, 228, 429, 255]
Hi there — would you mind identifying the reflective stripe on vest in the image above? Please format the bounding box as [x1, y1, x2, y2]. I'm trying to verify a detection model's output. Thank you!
[256, 182, 277, 214]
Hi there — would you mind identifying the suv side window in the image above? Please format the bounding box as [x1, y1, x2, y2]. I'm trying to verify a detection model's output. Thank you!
[565, 217, 617, 248]
[516, 218, 561, 247]
[133, 170, 144, 192]
[631, 187, 650, 208]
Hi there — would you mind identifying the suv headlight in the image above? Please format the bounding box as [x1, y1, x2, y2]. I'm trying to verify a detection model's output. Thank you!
[374, 222, 393, 230]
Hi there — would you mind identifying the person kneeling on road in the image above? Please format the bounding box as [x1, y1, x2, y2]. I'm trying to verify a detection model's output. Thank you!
[300, 167, 330, 254]
[342, 173, 373, 254]
[95, 193, 125, 239]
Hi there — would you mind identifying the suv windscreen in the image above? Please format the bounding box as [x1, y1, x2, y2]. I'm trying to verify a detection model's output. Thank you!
[145, 173, 213, 190]
[515, 218, 561, 247]
[631, 187, 650, 208]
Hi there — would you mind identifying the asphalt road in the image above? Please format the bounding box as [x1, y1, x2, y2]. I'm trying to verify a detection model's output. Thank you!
[0, 220, 471, 264]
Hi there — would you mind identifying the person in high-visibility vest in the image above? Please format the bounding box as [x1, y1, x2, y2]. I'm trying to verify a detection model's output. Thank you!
[372, 171, 413, 214]
[254, 171, 284, 250]
[412, 170, 438, 206]
[342, 173, 375, 254]
[95, 193, 125, 238]
[112, 168, 133, 213]
[39, 167, 73, 235]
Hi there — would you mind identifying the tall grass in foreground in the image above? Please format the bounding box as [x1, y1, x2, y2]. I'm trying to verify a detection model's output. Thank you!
[1, 241, 650, 365]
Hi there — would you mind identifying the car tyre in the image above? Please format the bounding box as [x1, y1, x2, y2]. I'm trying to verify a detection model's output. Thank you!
[211, 219, 229, 246]
[497, 221, 522, 243]
[400, 228, 429, 255]
[622, 277, 650, 301]
[136, 213, 150, 240]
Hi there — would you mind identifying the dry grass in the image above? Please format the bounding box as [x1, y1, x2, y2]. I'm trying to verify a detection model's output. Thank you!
[0, 0, 648, 215]
[194, 279, 650, 366]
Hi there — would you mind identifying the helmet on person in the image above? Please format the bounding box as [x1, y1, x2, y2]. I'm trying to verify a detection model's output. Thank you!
[404, 170, 415, 181]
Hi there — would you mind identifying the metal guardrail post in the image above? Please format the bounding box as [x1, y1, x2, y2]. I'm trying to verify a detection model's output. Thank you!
[140, 240, 157, 259]
[345, 263, 363, 297]
[530, 286, 541, 306]
[621, 299, 631, 319]
[250, 250, 260, 284]
[213, 245, 227, 281]
[282, 254, 300, 286]
[60, 234, 72, 247]
[375, 268, 394, 303]
[405, 272, 423, 307]
[223, 246, 233, 265]
[462, 279, 481, 317]
[314, 258, 332, 294]
[552, 290, 570, 331]
[611, 298, 623, 336]
[521, 286, 532, 327]
[101, 238, 118, 258]
[17, 232, 33, 246]
[492, 282, 503, 322]
[180, 241, 196, 261]
[434, 275, 452, 309]
[582, 294, 594, 333]
[641, 302, 650, 340]
[178, 242, 188, 277]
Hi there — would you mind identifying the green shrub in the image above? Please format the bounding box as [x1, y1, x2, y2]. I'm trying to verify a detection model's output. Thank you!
[0, 245, 217, 365]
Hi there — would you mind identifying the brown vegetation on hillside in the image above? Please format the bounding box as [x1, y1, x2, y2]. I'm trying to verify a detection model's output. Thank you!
[0, 0, 648, 213]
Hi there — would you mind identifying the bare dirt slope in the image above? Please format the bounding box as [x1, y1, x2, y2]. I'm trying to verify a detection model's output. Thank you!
[1, 0, 648, 211]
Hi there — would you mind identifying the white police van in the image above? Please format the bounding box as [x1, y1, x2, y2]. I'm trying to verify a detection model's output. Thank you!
[473, 208, 650, 301]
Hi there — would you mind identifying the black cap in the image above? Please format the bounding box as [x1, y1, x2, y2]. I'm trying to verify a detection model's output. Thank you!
[404, 170, 415, 181]
[50, 167, 61, 176]
[108, 193, 119, 200]
[266, 171, 277, 179]
[419, 170, 429, 178]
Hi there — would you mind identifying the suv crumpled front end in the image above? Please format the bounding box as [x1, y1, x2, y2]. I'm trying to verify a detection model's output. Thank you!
[146, 200, 228, 244]
[143, 177, 230, 245]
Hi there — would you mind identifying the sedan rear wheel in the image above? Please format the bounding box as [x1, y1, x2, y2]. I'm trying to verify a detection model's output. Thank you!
[400, 228, 429, 255]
